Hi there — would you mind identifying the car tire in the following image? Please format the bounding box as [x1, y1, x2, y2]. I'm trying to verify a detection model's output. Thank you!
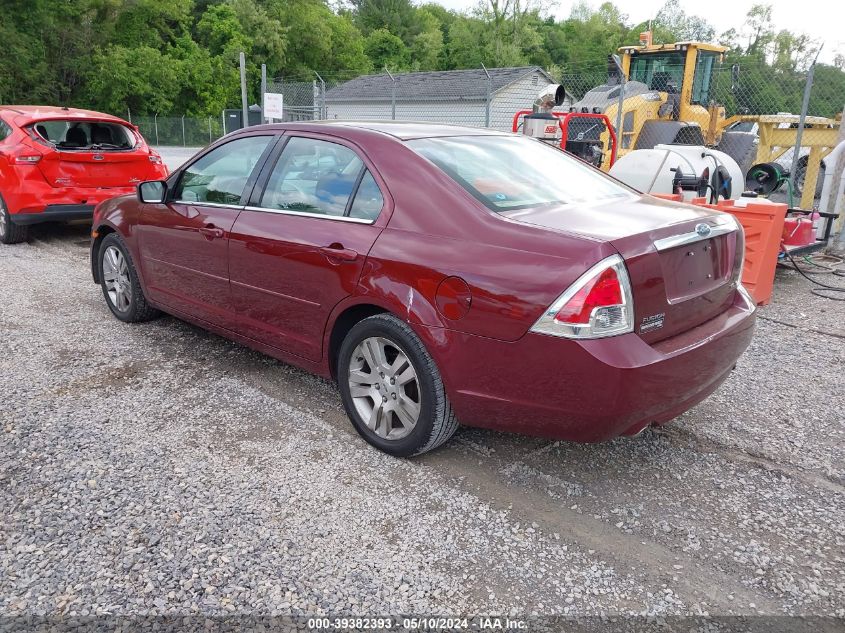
[98, 233, 160, 323]
[0, 194, 29, 245]
[337, 313, 459, 457]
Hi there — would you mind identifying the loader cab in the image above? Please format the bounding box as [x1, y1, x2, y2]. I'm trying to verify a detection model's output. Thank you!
[566, 33, 730, 171]
[618, 37, 728, 123]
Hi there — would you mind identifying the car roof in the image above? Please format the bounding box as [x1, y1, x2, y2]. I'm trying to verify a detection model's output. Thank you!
[248, 120, 511, 141]
[0, 105, 128, 125]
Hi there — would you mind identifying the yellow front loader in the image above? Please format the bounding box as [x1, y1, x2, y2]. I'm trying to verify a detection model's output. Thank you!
[567, 31, 839, 207]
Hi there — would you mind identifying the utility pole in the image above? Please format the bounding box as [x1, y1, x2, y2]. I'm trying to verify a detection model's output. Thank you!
[239, 52, 249, 129]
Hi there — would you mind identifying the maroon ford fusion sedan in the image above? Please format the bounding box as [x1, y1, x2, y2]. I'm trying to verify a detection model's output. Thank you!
[90, 121, 756, 457]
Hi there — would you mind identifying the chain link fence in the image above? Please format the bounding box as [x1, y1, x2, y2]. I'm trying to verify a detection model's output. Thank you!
[552, 58, 845, 209]
[127, 61, 844, 212]
[128, 114, 225, 147]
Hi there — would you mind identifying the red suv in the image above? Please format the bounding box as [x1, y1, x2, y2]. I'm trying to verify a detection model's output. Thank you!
[0, 106, 168, 244]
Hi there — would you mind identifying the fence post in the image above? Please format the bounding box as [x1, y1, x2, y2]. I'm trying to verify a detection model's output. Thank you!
[312, 79, 319, 120]
[385, 67, 396, 120]
[314, 71, 326, 120]
[154, 113, 159, 146]
[829, 102, 845, 252]
[221, 110, 226, 136]
[481, 64, 491, 127]
[788, 49, 821, 198]
[208, 117, 213, 144]
[127, 108, 131, 124]
[181, 115, 186, 147]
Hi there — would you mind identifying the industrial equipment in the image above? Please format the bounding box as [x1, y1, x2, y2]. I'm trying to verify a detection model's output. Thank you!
[512, 86, 617, 168]
[608, 144, 742, 202]
[552, 31, 840, 209]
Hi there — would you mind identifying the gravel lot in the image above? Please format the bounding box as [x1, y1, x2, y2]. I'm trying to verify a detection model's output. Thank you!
[1, 224, 843, 625]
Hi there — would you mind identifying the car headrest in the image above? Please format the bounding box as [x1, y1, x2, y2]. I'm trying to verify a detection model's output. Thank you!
[65, 127, 88, 147]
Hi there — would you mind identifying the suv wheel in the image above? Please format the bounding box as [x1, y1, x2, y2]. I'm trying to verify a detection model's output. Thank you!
[337, 314, 459, 457]
[0, 195, 29, 245]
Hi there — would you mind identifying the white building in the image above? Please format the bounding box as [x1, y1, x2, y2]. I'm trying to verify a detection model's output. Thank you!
[324, 67, 570, 132]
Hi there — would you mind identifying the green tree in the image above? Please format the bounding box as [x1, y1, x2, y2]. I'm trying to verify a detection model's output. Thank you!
[352, 0, 416, 41]
[86, 45, 183, 115]
[653, 0, 715, 43]
[410, 8, 444, 70]
[365, 28, 409, 71]
[0, 0, 840, 124]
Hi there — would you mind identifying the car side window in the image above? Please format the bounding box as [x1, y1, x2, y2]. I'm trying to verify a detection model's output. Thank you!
[348, 170, 384, 221]
[0, 119, 11, 142]
[174, 135, 272, 205]
[260, 137, 364, 216]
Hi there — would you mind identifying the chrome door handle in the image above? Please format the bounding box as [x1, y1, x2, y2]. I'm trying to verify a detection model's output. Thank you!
[319, 245, 358, 262]
[199, 226, 225, 240]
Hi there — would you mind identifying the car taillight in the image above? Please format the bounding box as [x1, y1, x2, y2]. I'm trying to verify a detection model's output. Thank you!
[731, 216, 744, 282]
[148, 155, 162, 164]
[530, 254, 634, 339]
[729, 216, 756, 309]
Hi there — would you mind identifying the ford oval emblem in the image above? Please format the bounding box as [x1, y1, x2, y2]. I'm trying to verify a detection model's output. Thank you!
[695, 223, 711, 237]
[93, 154, 104, 161]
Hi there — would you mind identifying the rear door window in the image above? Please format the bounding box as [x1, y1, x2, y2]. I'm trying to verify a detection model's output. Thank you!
[174, 135, 274, 205]
[260, 137, 365, 217]
[0, 118, 11, 142]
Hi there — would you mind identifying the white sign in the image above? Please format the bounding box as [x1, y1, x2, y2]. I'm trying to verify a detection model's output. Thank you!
[264, 92, 284, 120]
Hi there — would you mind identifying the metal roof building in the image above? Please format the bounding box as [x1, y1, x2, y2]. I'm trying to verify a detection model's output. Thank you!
[324, 66, 569, 131]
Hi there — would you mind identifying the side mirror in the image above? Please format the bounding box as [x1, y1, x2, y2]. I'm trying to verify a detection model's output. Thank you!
[138, 180, 167, 204]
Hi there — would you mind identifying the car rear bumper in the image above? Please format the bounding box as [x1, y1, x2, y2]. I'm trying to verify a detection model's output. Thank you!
[11, 204, 96, 225]
[6, 185, 136, 222]
[422, 289, 756, 442]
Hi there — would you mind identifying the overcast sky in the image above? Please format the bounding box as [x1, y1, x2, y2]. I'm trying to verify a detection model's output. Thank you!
[428, 0, 844, 63]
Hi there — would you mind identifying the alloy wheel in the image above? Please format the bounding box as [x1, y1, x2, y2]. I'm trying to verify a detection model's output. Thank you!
[0, 201, 7, 238]
[102, 245, 132, 312]
[348, 336, 421, 440]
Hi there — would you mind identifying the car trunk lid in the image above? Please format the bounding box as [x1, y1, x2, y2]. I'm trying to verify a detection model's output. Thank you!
[502, 195, 741, 342]
[36, 148, 157, 188]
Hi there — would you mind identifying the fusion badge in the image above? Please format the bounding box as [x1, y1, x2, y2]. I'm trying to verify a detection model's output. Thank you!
[640, 312, 665, 333]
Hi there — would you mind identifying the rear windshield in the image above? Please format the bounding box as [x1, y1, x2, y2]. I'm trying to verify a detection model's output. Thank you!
[31, 120, 137, 150]
[407, 135, 630, 212]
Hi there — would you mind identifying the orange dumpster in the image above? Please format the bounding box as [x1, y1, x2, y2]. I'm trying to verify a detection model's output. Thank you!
[688, 197, 787, 306]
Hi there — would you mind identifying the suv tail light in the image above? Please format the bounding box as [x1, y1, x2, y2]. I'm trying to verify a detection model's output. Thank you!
[530, 254, 634, 339]
[148, 154, 162, 164]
